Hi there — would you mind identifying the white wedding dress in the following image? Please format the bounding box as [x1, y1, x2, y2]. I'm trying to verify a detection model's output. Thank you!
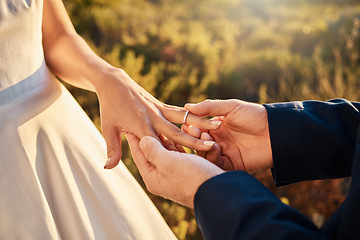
[0, 0, 177, 239]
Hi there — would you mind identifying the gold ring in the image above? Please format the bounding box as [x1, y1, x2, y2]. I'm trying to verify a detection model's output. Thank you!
[183, 110, 190, 124]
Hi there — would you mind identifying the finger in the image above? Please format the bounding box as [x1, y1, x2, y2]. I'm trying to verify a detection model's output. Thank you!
[139, 136, 171, 168]
[186, 112, 222, 130]
[185, 99, 240, 118]
[127, 133, 155, 174]
[159, 134, 178, 151]
[159, 134, 186, 153]
[181, 124, 202, 139]
[175, 143, 186, 153]
[210, 116, 222, 121]
[107, 131, 124, 169]
[181, 124, 190, 134]
[156, 120, 215, 151]
[135, 121, 160, 141]
[161, 106, 221, 130]
[220, 156, 234, 171]
[196, 132, 214, 159]
[196, 149, 206, 159]
[103, 126, 123, 169]
[201, 132, 214, 141]
[206, 142, 221, 165]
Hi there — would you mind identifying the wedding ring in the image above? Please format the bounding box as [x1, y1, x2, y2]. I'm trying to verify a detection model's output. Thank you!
[183, 110, 190, 124]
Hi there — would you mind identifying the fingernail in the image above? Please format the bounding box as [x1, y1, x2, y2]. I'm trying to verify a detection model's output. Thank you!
[211, 121, 222, 126]
[139, 137, 149, 150]
[219, 116, 225, 121]
[181, 124, 189, 131]
[104, 158, 111, 169]
[201, 132, 212, 141]
[203, 141, 215, 147]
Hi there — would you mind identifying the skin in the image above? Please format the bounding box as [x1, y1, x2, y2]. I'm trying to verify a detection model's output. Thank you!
[181, 125, 232, 170]
[184, 99, 273, 172]
[127, 134, 224, 208]
[41, 0, 221, 169]
[126, 100, 274, 208]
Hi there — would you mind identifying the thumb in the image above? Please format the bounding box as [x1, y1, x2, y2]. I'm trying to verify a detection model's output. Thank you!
[139, 136, 169, 167]
[103, 127, 123, 169]
[185, 99, 238, 117]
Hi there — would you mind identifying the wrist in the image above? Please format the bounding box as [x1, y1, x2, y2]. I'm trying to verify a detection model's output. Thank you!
[261, 107, 274, 170]
[93, 67, 130, 97]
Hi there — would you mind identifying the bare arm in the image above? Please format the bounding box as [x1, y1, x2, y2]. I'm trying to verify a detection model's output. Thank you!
[41, 0, 221, 168]
[42, 0, 110, 91]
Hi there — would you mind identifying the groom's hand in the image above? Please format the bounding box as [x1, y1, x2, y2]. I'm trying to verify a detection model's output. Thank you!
[185, 99, 273, 173]
[181, 124, 234, 171]
[126, 134, 224, 208]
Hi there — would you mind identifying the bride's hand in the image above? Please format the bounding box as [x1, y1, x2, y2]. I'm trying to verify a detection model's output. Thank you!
[96, 69, 221, 169]
[42, 0, 221, 170]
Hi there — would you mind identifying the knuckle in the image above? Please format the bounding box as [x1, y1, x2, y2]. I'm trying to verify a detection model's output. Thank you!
[229, 99, 239, 105]
[171, 127, 185, 138]
[191, 137, 201, 148]
[177, 108, 187, 118]
[179, 109, 187, 115]
[106, 145, 117, 155]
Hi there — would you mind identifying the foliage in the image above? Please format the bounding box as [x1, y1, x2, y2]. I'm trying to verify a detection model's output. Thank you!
[63, 0, 360, 239]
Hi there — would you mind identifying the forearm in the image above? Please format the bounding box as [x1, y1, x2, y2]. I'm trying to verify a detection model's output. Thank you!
[43, 32, 117, 92]
[42, 0, 122, 92]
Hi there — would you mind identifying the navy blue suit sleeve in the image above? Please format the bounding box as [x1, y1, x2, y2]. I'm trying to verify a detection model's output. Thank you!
[194, 171, 329, 240]
[321, 125, 360, 239]
[194, 99, 360, 240]
[264, 99, 360, 186]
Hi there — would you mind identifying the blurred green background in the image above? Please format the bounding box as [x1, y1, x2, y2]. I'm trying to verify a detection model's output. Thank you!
[62, 0, 360, 239]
